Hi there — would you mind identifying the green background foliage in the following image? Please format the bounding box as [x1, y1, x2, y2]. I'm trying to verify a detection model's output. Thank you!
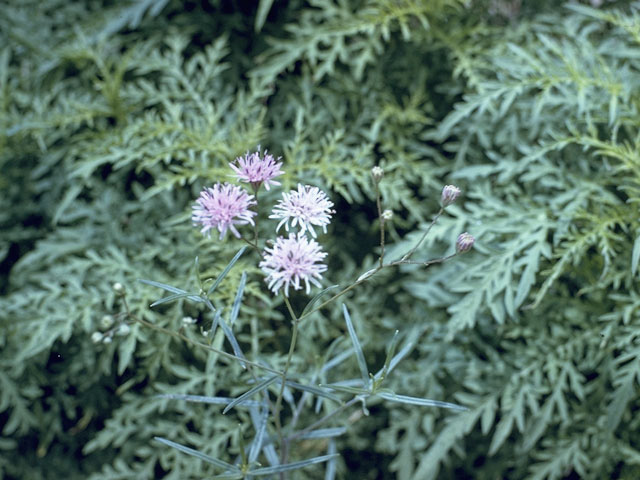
[2, 0, 639, 478]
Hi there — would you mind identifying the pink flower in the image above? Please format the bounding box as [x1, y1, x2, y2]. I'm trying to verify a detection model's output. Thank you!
[259, 235, 328, 296]
[270, 184, 334, 238]
[229, 149, 284, 191]
[192, 183, 257, 240]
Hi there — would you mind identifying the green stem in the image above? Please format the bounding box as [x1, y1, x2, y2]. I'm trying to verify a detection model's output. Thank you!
[274, 295, 300, 465]
[399, 207, 444, 262]
[375, 182, 385, 268]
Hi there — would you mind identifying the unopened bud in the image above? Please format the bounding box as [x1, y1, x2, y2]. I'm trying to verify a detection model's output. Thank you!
[113, 282, 124, 294]
[182, 316, 197, 326]
[381, 209, 393, 221]
[117, 323, 131, 336]
[100, 315, 114, 330]
[456, 232, 475, 254]
[91, 332, 103, 343]
[441, 185, 461, 207]
[371, 166, 384, 183]
[103, 335, 113, 344]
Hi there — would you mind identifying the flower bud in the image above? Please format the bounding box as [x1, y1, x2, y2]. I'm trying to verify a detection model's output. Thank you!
[113, 282, 124, 294]
[182, 316, 197, 326]
[100, 315, 114, 330]
[371, 166, 384, 183]
[456, 232, 475, 254]
[91, 332, 103, 343]
[441, 185, 461, 207]
[103, 335, 113, 344]
[117, 323, 131, 336]
[381, 209, 393, 221]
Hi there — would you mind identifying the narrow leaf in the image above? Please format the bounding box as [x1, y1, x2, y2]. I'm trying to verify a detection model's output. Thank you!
[632, 234, 640, 276]
[301, 285, 340, 317]
[208, 247, 247, 295]
[377, 392, 467, 411]
[342, 304, 369, 383]
[254, 0, 275, 32]
[284, 380, 341, 403]
[217, 314, 247, 368]
[249, 407, 269, 463]
[229, 272, 246, 326]
[381, 330, 399, 378]
[223, 376, 279, 414]
[150, 291, 203, 307]
[250, 454, 339, 475]
[323, 383, 369, 395]
[298, 427, 347, 440]
[154, 437, 238, 471]
[156, 393, 263, 408]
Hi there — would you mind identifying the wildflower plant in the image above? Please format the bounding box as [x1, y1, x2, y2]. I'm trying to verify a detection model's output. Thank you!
[131, 155, 474, 477]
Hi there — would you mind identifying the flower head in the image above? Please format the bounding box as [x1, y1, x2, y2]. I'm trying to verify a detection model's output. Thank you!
[441, 185, 461, 207]
[229, 149, 284, 191]
[270, 184, 335, 238]
[260, 235, 328, 296]
[456, 232, 475, 254]
[371, 166, 384, 183]
[192, 183, 257, 239]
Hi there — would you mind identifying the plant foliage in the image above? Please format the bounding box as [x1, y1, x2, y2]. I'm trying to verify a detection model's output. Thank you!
[2, 0, 640, 479]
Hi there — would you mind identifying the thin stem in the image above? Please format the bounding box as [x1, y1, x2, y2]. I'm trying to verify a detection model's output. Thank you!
[386, 252, 457, 268]
[240, 236, 261, 254]
[375, 183, 385, 268]
[253, 189, 260, 248]
[398, 207, 444, 262]
[274, 295, 301, 467]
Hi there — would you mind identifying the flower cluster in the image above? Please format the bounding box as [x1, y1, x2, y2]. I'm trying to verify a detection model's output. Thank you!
[192, 149, 333, 297]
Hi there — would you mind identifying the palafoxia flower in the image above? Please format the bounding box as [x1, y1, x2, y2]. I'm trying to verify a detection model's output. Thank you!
[229, 149, 284, 191]
[456, 232, 475, 254]
[192, 183, 257, 240]
[270, 184, 335, 238]
[441, 185, 461, 207]
[259, 235, 328, 296]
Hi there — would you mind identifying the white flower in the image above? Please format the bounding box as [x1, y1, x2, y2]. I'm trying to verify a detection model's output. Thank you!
[270, 184, 334, 238]
[260, 235, 328, 296]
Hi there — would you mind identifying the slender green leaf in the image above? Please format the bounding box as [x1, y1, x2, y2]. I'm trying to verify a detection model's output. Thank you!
[301, 285, 340, 317]
[249, 407, 269, 463]
[254, 0, 275, 32]
[298, 427, 347, 440]
[381, 330, 399, 378]
[150, 291, 203, 307]
[632, 234, 640, 276]
[229, 271, 246, 326]
[139, 279, 203, 304]
[250, 454, 339, 475]
[323, 383, 369, 395]
[377, 391, 467, 411]
[223, 376, 279, 414]
[208, 247, 247, 295]
[156, 393, 264, 408]
[342, 304, 369, 383]
[284, 380, 341, 403]
[154, 437, 239, 471]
